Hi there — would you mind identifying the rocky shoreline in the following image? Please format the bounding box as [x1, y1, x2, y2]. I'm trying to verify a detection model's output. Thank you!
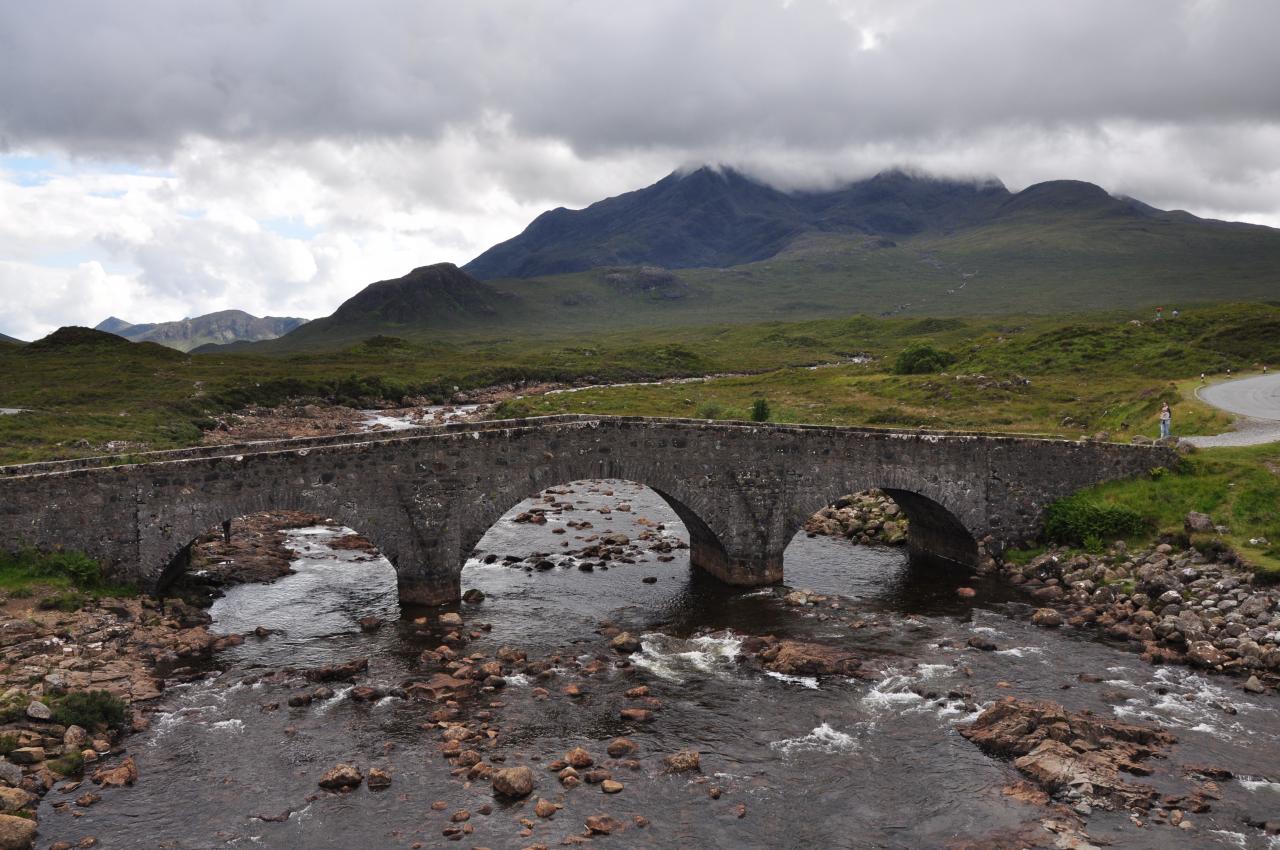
[803, 493, 1280, 693]
[0, 594, 229, 848]
[975, 537, 1280, 692]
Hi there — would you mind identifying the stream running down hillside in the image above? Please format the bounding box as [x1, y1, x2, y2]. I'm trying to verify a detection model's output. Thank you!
[37, 482, 1280, 849]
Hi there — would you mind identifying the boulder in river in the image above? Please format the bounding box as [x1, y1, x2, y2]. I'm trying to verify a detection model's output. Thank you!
[92, 756, 138, 788]
[318, 763, 363, 790]
[759, 639, 862, 676]
[960, 697, 1174, 807]
[610, 632, 640, 653]
[491, 765, 535, 799]
[663, 749, 701, 773]
[304, 658, 368, 682]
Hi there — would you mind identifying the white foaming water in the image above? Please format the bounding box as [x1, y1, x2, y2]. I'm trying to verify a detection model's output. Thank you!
[861, 672, 926, 710]
[1209, 831, 1247, 848]
[994, 646, 1045, 658]
[916, 663, 953, 679]
[632, 632, 743, 682]
[211, 719, 245, 733]
[765, 671, 820, 689]
[1238, 776, 1280, 793]
[770, 722, 859, 756]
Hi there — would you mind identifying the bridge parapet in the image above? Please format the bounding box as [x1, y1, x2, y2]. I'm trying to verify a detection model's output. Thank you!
[0, 416, 1176, 605]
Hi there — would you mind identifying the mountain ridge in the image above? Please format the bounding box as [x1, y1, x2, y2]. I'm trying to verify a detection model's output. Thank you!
[463, 167, 1236, 280]
[95, 309, 308, 352]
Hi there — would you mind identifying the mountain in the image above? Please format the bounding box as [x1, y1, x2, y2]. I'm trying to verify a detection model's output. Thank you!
[223, 166, 1280, 354]
[463, 166, 1020, 279]
[94, 310, 308, 352]
[0, 332, 23, 346]
[227, 263, 513, 352]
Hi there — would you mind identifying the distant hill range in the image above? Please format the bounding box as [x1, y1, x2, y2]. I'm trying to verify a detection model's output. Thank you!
[0, 332, 23, 346]
[190, 166, 1280, 353]
[95, 310, 308, 352]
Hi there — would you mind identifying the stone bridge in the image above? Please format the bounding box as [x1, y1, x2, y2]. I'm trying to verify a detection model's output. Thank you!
[0, 415, 1175, 605]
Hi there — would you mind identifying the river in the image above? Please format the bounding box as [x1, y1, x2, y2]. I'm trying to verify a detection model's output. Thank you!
[36, 481, 1280, 849]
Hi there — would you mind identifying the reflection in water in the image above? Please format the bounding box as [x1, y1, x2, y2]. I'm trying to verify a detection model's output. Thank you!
[36, 480, 1280, 850]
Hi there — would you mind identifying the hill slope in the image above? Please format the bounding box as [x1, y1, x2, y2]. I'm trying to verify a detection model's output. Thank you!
[95, 310, 307, 351]
[248, 263, 515, 352]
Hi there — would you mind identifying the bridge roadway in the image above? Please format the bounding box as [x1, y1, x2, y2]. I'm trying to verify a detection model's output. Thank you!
[0, 415, 1175, 605]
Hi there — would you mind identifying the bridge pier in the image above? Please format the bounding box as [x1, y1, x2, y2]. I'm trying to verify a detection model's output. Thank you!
[692, 544, 784, 586]
[398, 572, 461, 607]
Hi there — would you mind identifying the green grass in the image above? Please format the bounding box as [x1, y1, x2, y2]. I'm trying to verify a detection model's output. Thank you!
[0, 549, 137, 599]
[0, 303, 1273, 479]
[1055, 443, 1280, 574]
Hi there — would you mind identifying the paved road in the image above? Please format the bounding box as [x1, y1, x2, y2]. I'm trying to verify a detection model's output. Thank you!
[1182, 373, 1280, 447]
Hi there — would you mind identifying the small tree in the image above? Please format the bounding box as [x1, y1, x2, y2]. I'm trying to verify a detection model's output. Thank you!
[893, 342, 956, 375]
[750, 398, 770, 422]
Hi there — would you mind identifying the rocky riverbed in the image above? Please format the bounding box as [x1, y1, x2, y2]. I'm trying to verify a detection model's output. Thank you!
[6, 483, 1280, 848]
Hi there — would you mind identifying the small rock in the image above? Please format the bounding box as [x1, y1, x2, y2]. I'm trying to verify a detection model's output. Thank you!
[610, 632, 640, 654]
[565, 747, 593, 768]
[585, 814, 622, 835]
[606, 737, 638, 758]
[620, 708, 653, 722]
[366, 768, 392, 789]
[462, 588, 485, 604]
[1031, 608, 1063, 628]
[534, 798, 558, 818]
[439, 612, 464, 628]
[601, 780, 624, 794]
[317, 763, 363, 790]
[663, 749, 701, 773]
[24, 701, 51, 722]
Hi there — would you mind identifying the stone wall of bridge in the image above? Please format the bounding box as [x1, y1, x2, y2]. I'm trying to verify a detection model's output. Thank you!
[0, 416, 1176, 605]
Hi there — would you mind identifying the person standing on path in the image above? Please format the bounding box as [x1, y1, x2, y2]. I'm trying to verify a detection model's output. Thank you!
[1159, 402, 1172, 439]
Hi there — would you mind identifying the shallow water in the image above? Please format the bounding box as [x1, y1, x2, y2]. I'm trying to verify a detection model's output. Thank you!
[38, 481, 1280, 849]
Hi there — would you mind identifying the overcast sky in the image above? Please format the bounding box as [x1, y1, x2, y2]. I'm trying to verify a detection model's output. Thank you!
[3, 0, 1279, 339]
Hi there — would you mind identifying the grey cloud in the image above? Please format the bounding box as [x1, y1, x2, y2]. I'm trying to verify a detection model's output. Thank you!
[3, 0, 1279, 159]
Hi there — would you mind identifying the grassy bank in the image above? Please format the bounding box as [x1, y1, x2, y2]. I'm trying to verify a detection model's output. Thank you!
[1045, 444, 1280, 575]
[0, 549, 137, 608]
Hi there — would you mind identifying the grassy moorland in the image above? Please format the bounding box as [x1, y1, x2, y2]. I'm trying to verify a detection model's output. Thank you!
[491, 303, 1278, 439]
[1, 304, 1277, 465]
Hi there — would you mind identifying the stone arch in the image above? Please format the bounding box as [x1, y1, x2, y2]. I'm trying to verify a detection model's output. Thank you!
[455, 471, 734, 588]
[788, 474, 981, 567]
[144, 489, 413, 600]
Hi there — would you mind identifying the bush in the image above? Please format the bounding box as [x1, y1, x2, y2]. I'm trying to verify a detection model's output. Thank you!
[39, 590, 90, 612]
[696, 401, 725, 420]
[893, 343, 956, 375]
[0, 734, 18, 755]
[750, 398, 770, 422]
[51, 690, 128, 730]
[1044, 494, 1149, 546]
